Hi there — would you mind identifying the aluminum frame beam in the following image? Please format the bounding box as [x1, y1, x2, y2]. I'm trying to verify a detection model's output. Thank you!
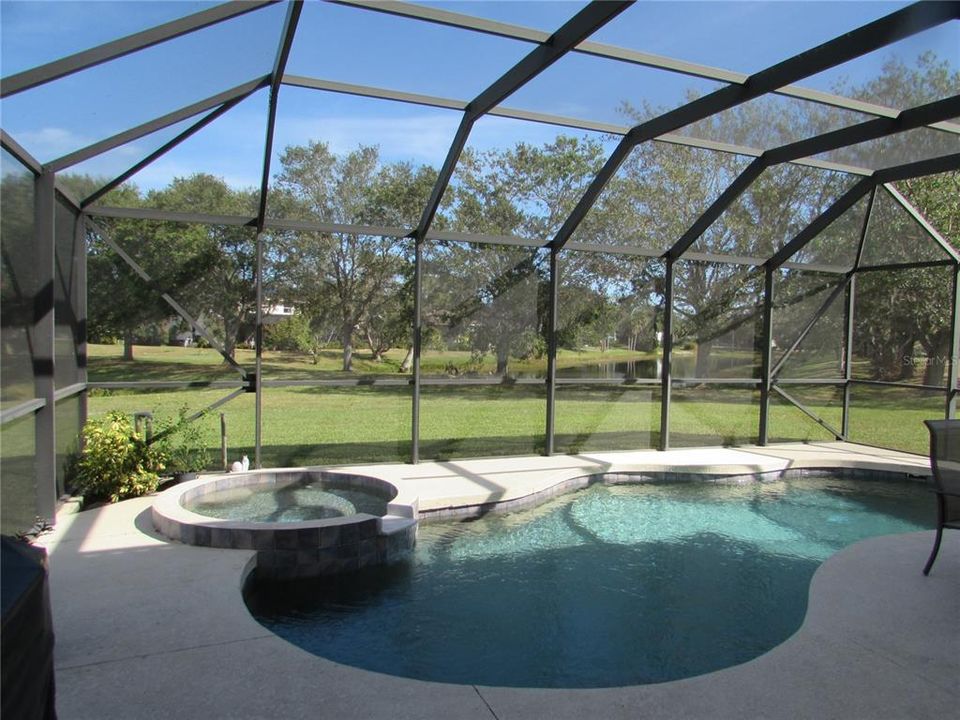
[883, 183, 960, 264]
[764, 95, 960, 166]
[0, 0, 277, 98]
[280, 73, 872, 176]
[770, 276, 850, 379]
[665, 93, 960, 262]
[46, 77, 270, 173]
[667, 158, 766, 261]
[0, 399, 47, 426]
[34, 172, 57, 520]
[770, 153, 960, 270]
[658, 258, 674, 451]
[1, 129, 42, 175]
[82, 203, 857, 273]
[758, 266, 775, 444]
[545, 248, 559, 455]
[253, 1, 303, 468]
[333, 0, 960, 136]
[411, 239, 423, 463]
[949, 267, 959, 418]
[81, 85, 267, 207]
[85, 218, 250, 379]
[772, 385, 843, 439]
[843, 186, 875, 437]
[83, 205, 256, 226]
[768, 180, 875, 270]
[876, 152, 960, 184]
[550, 1, 960, 252]
[255, 2, 302, 233]
[414, 0, 631, 241]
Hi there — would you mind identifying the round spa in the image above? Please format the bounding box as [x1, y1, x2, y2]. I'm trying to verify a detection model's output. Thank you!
[152, 470, 418, 580]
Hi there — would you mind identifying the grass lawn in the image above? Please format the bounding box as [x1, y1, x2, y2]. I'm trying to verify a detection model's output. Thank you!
[85, 344, 944, 468]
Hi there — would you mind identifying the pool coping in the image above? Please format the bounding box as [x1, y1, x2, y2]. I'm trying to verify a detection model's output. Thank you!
[40, 442, 957, 720]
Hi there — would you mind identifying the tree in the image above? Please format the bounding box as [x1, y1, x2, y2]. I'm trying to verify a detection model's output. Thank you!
[835, 53, 960, 383]
[269, 142, 432, 371]
[85, 183, 174, 361]
[86, 174, 258, 361]
[430, 137, 608, 374]
[608, 51, 957, 379]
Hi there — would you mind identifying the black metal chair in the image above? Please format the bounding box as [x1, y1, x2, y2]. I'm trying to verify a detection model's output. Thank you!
[922, 419, 960, 575]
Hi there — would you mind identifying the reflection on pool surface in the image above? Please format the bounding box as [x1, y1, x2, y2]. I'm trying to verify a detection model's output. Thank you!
[247, 476, 931, 688]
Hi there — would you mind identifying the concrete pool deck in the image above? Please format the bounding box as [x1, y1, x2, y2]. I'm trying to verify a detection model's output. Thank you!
[39, 442, 958, 719]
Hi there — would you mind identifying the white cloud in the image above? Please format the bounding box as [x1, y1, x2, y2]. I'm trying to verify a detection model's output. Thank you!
[16, 127, 92, 160]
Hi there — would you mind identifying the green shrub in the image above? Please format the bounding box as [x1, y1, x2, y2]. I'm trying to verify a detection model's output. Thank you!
[158, 407, 212, 474]
[71, 412, 168, 502]
[264, 313, 314, 352]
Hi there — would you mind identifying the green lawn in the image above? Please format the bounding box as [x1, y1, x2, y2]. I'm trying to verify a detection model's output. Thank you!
[85, 344, 944, 468]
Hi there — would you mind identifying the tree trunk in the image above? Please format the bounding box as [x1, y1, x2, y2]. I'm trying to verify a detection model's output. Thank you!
[222, 335, 237, 361]
[222, 315, 238, 360]
[873, 337, 914, 380]
[365, 327, 384, 362]
[496, 346, 509, 375]
[123, 329, 135, 361]
[342, 322, 354, 372]
[924, 355, 948, 387]
[695, 340, 713, 377]
[922, 335, 950, 386]
[399, 346, 413, 373]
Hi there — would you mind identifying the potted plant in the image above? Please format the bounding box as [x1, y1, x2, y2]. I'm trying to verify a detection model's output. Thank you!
[160, 407, 212, 482]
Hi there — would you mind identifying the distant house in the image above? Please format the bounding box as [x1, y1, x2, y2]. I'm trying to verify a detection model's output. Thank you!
[243, 303, 298, 348]
[264, 303, 295, 318]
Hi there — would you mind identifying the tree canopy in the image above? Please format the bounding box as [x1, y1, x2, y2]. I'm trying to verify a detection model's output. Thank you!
[66, 50, 958, 384]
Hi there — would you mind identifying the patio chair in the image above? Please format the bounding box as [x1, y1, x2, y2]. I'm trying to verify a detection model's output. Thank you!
[922, 419, 960, 575]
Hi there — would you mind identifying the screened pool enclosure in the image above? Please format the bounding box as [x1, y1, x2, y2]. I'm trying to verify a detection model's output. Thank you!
[1, 0, 958, 533]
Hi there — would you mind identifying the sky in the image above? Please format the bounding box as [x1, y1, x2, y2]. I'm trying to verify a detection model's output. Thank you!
[1, 0, 957, 194]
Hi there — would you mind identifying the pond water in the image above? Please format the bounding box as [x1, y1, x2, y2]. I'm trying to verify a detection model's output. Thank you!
[520, 353, 749, 379]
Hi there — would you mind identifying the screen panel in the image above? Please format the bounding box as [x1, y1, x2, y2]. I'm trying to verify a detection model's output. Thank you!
[669, 384, 760, 447]
[260, 385, 410, 467]
[422, 242, 548, 379]
[55, 199, 84, 388]
[0, 413, 37, 533]
[847, 384, 945, 455]
[672, 260, 762, 379]
[852, 265, 953, 387]
[554, 383, 660, 453]
[1, 150, 38, 405]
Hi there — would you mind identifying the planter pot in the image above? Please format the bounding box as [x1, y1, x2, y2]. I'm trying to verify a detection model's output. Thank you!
[173, 472, 199, 483]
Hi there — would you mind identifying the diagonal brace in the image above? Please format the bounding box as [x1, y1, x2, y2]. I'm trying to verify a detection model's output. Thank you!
[414, 0, 630, 240]
[86, 218, 249, 378]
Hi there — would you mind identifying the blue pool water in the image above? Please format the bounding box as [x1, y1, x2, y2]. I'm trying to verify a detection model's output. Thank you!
[246, 476, 932, 688]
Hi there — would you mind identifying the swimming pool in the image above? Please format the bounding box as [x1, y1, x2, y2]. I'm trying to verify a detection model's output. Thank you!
[246, 473, 932, 688]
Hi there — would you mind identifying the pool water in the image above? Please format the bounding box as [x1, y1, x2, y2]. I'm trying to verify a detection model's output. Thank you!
[246, 476, 932, 687]
[184, 481, 389, 522]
